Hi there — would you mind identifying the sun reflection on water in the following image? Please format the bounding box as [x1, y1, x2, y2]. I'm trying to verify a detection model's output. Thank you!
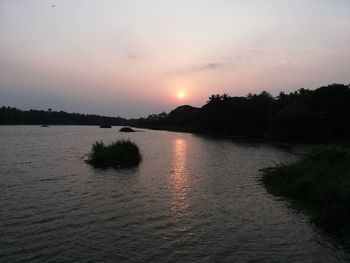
[169, 138, 191, 217]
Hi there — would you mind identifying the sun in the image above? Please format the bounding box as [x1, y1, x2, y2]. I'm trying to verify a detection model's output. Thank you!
[177, 91, 186, 99]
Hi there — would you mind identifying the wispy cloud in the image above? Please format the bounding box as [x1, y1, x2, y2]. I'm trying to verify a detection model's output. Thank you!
[199, 63, 225, 70]
[175, 61, 235, 75]
[127, 53, 144, 61]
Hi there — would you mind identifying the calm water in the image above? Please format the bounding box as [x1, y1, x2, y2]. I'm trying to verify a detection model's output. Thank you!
[0, 126, 349, 262]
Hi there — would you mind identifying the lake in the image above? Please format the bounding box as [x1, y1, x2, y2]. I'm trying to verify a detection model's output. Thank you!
[0, 126, 349, 262]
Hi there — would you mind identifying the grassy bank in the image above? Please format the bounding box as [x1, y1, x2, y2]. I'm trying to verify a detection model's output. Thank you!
[261, 146, 350, 232]
[86, 140, 142, 169]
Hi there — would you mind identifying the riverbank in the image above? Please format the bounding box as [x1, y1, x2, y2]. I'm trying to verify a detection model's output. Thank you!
[261, 145, 350, 233]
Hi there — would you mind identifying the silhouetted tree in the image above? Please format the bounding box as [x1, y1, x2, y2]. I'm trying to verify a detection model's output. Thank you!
[132, 83, 349, 142]
[0, 107, 128, 126]
[2, 83, 349, 143]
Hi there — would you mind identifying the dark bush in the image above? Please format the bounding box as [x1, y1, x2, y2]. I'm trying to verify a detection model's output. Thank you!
[119, 127, 135, 132]
[86, 140, 142, 169]
[261, 146, 350, 231]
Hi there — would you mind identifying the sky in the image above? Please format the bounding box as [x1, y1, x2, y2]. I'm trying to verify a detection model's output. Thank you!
[1, 0, 350, 118]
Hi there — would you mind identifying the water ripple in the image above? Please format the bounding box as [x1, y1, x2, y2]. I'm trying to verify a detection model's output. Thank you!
[0, 126, 349, 262]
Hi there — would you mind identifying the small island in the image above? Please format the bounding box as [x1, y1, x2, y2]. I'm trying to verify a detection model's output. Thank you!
[86, 139, 142, 169]
[119, 127, 135, 132]
[99, 124, 112, 128]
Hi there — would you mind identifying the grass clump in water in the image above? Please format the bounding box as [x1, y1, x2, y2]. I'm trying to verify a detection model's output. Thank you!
[86, 139, 142, 169]
[261, 145, 350, 231]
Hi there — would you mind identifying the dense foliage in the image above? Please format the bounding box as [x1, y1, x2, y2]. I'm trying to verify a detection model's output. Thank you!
[0, 107, 127, 126]
[261, 146, 350, 231]
[136, 84, 350, 142]
[86, 140, 142, 169]
[2, 83, 349, 142]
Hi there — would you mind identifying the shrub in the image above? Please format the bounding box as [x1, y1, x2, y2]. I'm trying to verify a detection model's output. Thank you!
[86, 139, 142, 169]
[119, 127, 135, 132]
[261, 146, 350, 231]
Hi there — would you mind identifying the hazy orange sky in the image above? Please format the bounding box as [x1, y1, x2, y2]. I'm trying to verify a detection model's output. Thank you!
[1, 0, 350, 117]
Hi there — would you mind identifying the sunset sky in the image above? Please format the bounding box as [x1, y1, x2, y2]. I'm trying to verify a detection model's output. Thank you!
[1, 0, 350, 117]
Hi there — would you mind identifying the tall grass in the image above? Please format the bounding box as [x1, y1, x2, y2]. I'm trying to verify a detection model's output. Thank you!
[261, 146, 350, 231]
[86, 139, 142, 169]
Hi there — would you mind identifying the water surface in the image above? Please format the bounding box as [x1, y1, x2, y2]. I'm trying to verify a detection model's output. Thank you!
[0, 126, 349, 262]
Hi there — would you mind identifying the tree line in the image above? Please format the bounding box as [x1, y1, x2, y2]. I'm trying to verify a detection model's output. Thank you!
[1, 83, 349, 142]
[134, 83, 350, 142]
[0, 107, 128, 126]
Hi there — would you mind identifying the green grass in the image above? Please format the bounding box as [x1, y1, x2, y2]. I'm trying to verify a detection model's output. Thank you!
[86, 139, 142, 169]
[261, 145, 350, 232]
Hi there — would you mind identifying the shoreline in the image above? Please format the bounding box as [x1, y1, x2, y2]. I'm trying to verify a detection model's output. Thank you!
[260, 146, 350, 240]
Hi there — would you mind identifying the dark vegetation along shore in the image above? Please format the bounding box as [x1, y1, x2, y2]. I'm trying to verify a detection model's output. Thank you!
[133, 83, 350, 143]
[0, 107, 128, 126]
[2, 83, 349, 144]
[261, 146, 350, 234]
[86, 140, 142, 169]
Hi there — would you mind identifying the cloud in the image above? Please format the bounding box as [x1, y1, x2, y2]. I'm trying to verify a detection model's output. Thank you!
[121, 47, 146, 61]
[127, 53, 143, 61]
[175, 61, 235, 75]
[199, 62, 225, 70]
